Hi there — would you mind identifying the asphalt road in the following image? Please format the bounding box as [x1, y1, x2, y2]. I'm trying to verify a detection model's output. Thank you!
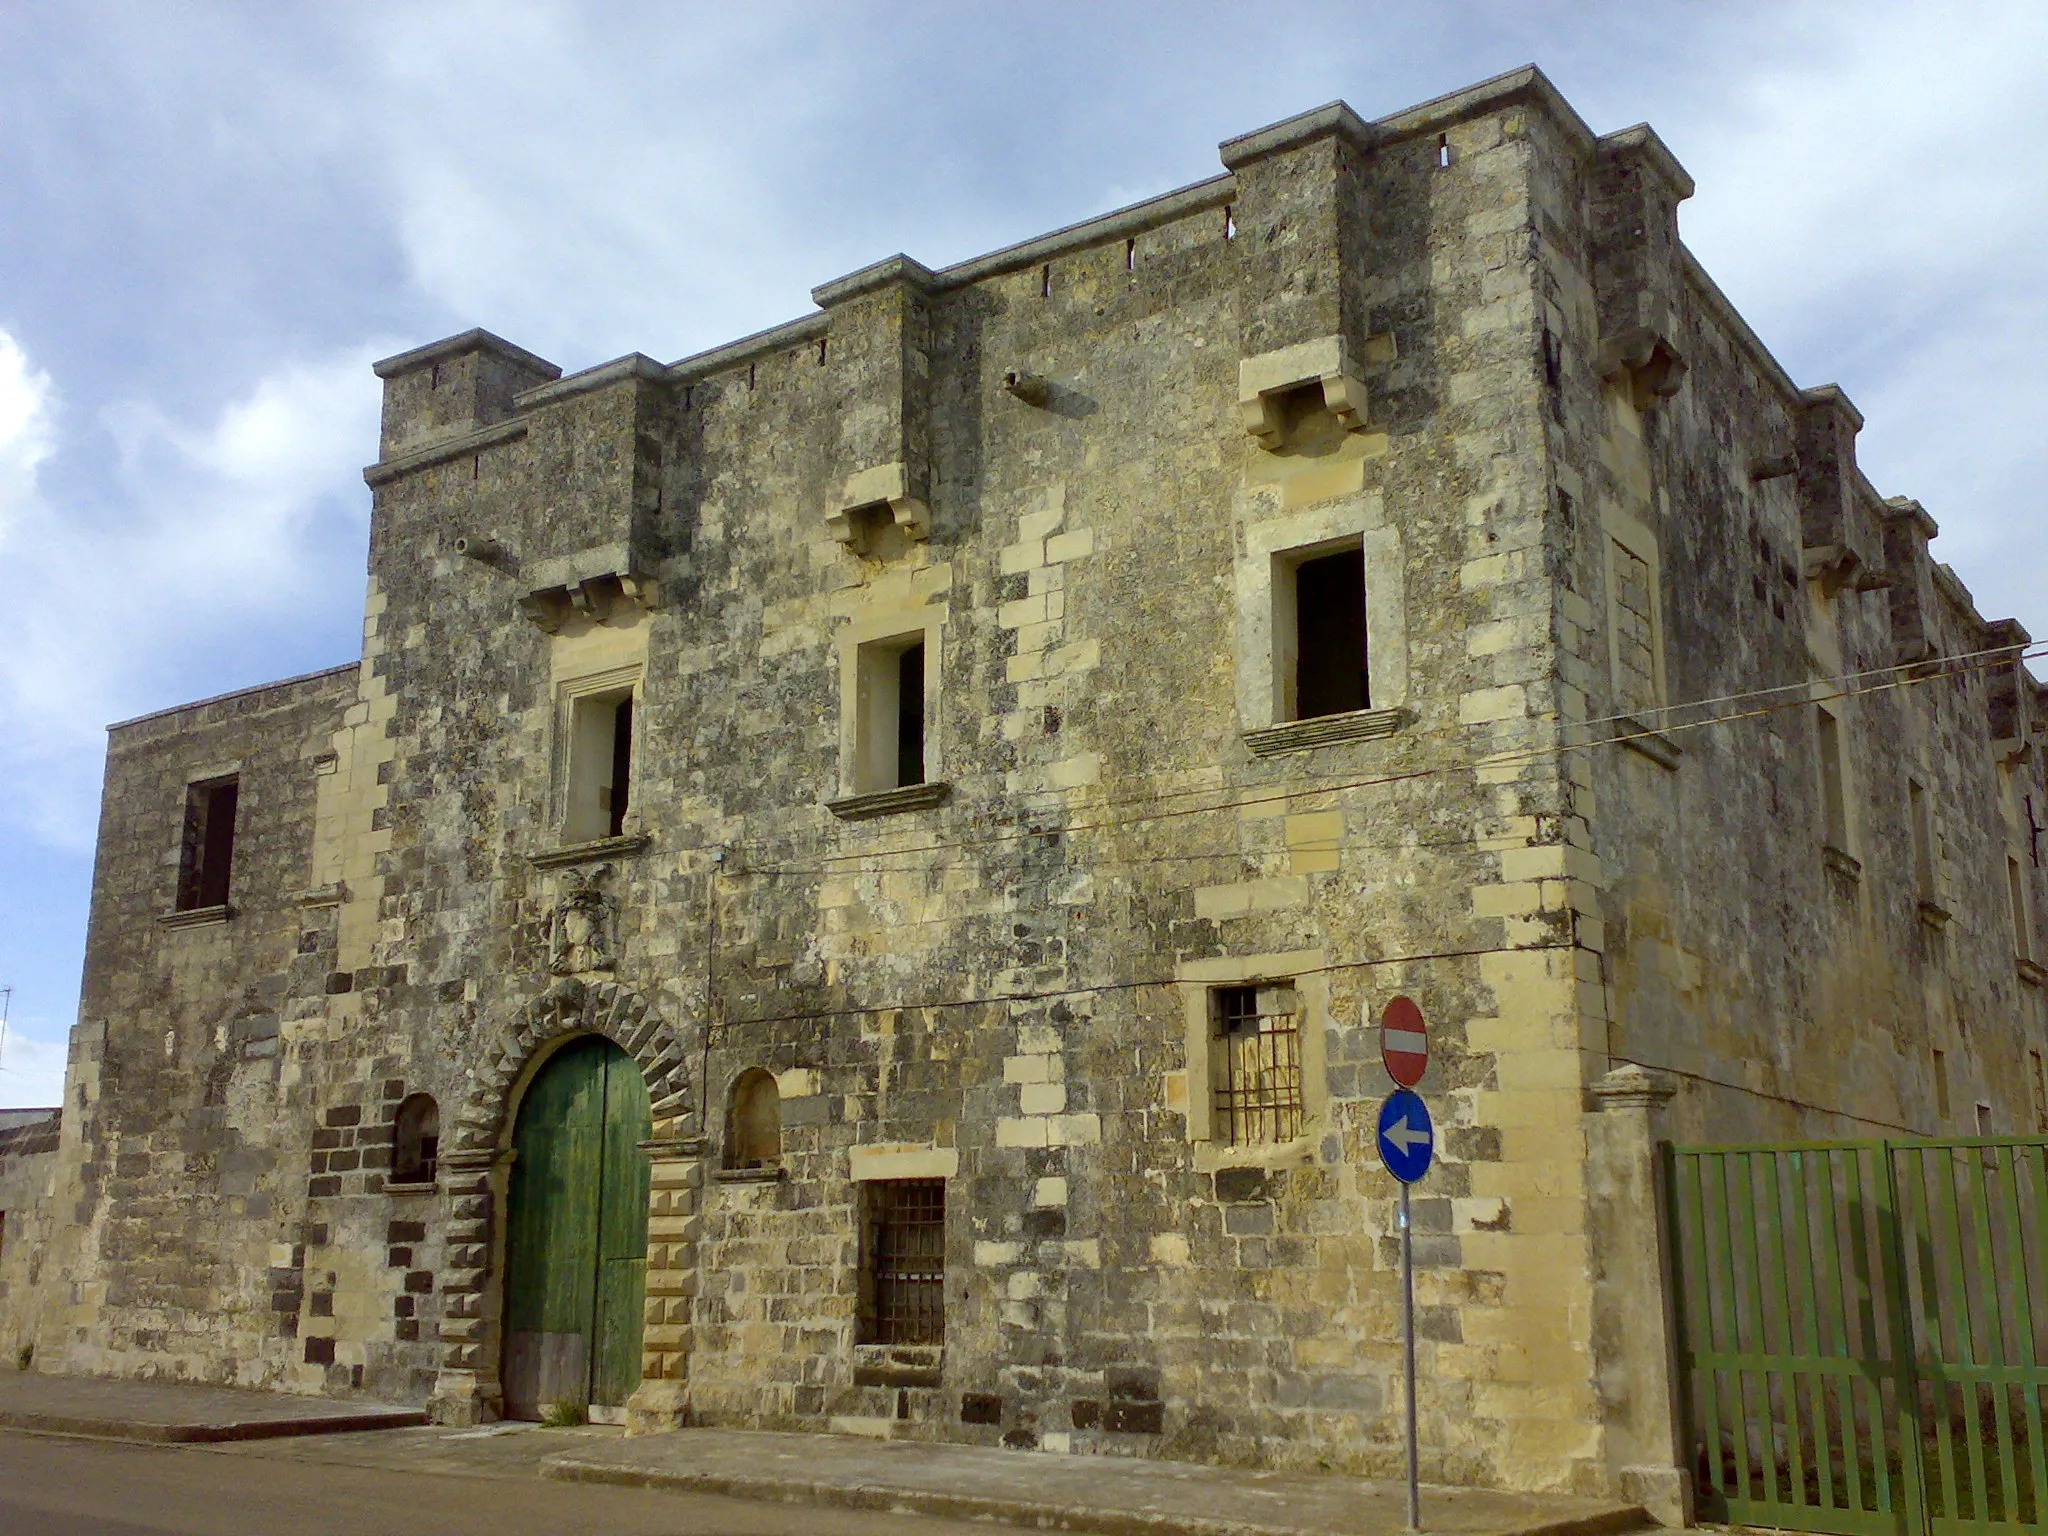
[0, 1428, 1012, 1536]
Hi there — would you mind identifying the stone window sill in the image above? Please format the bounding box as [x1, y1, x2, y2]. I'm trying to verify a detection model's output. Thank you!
[1823, 845, 1863, 883]
[2020, 958, 2046, 989]
[1242, 707, 1406, 759]
[1917, 899, 1954, 931]
[1615, 715, 1682, 771]
[529, 833, 651, 870]
[715, 1165, 785, 1184]
[384, 1179, 439, 1196]
[827, 782, 951, 820]
[1191, 1136, 1317, 1175]
[157, 904, 232, 930]
[852, 1343, 943, 1388]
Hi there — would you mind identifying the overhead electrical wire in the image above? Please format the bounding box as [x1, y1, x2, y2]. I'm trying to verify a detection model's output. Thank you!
[715, 637, 2047, 880]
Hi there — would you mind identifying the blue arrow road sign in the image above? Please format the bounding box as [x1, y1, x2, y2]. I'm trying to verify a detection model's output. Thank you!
[1377, 1089, 1435, 1184]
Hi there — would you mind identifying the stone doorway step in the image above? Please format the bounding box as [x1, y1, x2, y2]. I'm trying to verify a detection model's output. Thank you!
[0, 1368, 427, 1443]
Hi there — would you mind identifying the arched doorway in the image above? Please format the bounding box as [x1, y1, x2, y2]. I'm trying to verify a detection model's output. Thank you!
[502, 1034, 651, 1422]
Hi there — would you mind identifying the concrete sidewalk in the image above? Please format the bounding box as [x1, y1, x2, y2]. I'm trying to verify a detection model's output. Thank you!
[0, 1367, 426, 1442]
[0, 1369, 1655, 1536]
[540, 1427, 1653, 1536]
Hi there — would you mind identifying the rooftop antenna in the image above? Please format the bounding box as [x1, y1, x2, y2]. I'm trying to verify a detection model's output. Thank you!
[0, 986, 11, 1074]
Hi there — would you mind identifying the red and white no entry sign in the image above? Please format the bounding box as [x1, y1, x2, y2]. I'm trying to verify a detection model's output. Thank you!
[1381, 995, 1429, 1088]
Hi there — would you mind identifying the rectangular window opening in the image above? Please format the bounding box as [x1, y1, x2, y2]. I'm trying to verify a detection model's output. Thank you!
[608, 697, 634, 839]
[1816, 708, 1847, 851]
[855, 635, 929, 793]
[565, 687, 636, 843]
[1933, 1048, 1951, 1121]
[1288, 546, 1368, 721]
[863, 1178, 945, 1346]
[2009, 855, 2033, 961]
[1909, 779, 1934, 898]
[2030, 1049, 2046, 1133]
[1211, 983, 1303, 1146]
[175, 775, 240, 911]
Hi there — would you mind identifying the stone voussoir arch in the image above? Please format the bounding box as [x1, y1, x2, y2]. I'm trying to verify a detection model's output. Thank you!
[430, 974, 694, 1426]
[451, 975, 694, 1154]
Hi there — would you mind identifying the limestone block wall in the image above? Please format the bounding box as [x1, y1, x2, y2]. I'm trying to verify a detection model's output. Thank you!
[39, 63, 2044, 1511]
[1530, 103, 2048, 1146]
[0, 1112, 60, 1364]
[39, 664, 364, 1384]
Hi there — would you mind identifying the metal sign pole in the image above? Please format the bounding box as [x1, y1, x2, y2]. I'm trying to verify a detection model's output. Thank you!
[1401, 1179, 1419, 1530]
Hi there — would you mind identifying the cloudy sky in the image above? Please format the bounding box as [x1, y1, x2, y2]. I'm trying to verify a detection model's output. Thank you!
[3, 1, 2044, 1106]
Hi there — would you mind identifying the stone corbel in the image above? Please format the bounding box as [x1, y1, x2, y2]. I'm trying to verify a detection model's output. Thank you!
[518, 543, 664, 632]
[1237, 335, 1369, 449]
[828, 460, 930, 549]
[1598, 327, 1687, 412]
[1800, 543, 1892, 599]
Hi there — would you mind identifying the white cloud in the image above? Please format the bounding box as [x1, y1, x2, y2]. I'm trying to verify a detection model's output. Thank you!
[0, 330, 56, 541]
[0, 338, 386, 847]
[0, 1021, 68, 1112]
[1672, 0, 2048, 634]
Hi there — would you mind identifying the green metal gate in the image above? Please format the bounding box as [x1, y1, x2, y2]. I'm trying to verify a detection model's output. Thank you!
[1668, 1137, 2047, 1536]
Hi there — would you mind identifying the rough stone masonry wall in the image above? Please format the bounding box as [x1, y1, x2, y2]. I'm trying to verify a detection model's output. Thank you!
[34, 66, 2040, 1511]
[37, 664, 375, 1386]
[1527, 106, 2048, 1147]
[0, 1113, 61, 1365]
[677, 92, 1594, 1488]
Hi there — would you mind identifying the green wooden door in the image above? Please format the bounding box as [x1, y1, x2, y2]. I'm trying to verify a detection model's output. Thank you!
[503, 1035, 650, 1419]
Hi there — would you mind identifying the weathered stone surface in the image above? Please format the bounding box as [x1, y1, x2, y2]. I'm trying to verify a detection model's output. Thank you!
[4, 65, 2043, 1507]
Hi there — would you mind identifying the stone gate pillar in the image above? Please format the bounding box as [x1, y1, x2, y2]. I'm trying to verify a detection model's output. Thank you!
[626, 1134, 707, 1434]
[1587, 1063, 1693, 1526]
[429, 1146, 511, 1425]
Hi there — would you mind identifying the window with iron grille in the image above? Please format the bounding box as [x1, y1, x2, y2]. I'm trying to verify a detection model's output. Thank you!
[1211, 983, 1304, 1145]
[863, 1178, 945, 1345]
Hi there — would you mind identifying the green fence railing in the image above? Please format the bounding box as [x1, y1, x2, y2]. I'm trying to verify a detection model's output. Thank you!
[1668, 1137, 2047, 1536]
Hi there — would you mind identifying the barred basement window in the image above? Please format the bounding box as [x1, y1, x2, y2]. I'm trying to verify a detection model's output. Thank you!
[1210, 983, 1303, 1145]
[391, 1093, 439, 1184]
[863, 1178, 945, 1345]
[175, 775, 239, 911]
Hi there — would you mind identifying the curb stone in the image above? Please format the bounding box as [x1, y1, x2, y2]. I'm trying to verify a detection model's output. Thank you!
[539, 1452, 1653, 1536]
[0, 1406, 429, 1444]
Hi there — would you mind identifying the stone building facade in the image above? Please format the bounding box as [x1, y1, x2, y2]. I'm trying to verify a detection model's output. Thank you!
[6, 65, 2045, 1512]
